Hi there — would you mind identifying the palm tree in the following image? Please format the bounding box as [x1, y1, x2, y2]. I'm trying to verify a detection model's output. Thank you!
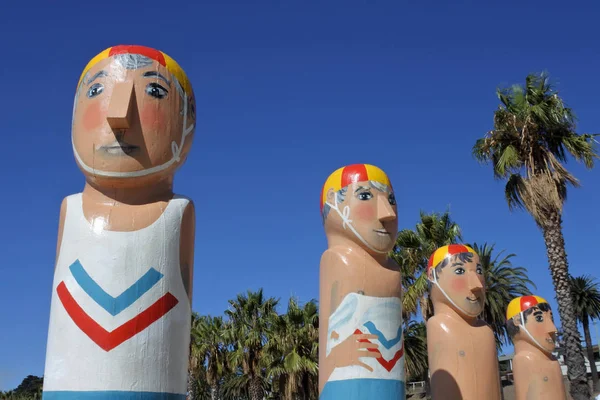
[265, 298, 319, 400]
[472, 72, 598, 400]
[225, 289, 279, 400]
[188, 312, 203, 400]
[191, 315, 229, 400]
[391, 210, 462, 320]
[469, 242, 536, 349]
[570, 274, 600, 390]
[187, 365, 213, 400]
[403, 320, 429, 382]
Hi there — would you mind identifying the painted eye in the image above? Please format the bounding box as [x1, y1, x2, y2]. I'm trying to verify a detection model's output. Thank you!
[476, 267, 483, 275]
[535, 315, 544, 323]
[388, 193, 396, 205]
[358, 192, 373, 201]
[454, 267, 465, 275]
[87, 83, 104, 98]
[146, 83, 168, 99]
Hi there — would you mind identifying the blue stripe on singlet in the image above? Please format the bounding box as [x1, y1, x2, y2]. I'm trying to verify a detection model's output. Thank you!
[320, 379, 405, 399]
[43, 391, 185, 399]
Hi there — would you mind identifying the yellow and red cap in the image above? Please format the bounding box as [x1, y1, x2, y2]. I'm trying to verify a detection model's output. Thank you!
[320, 164, 392, 212]
[77, 44, 192, 96]
[506, 295, 549, 320]
[427, 244, 475, 271]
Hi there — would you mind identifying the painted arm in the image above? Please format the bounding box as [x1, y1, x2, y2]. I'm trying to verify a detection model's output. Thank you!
[54, 198, 67, 271]
[319, 249, 339, 393]
[179, 200, 195, 304]
[427, 318, 463, 400]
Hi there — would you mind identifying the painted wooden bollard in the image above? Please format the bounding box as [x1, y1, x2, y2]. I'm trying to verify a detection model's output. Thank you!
[426, 244, 501, 400]
[318, 164, 405, 400]
[507, 295, 566, 400]
[42, 45, 196, 399]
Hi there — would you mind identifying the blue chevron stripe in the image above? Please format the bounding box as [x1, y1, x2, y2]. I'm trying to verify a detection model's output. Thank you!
[363, 321, 403, 349]
[69, 260, 163, 316]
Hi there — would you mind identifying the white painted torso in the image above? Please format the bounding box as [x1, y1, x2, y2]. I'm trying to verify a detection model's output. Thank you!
[326, 292, 405, 382]
[43, 193, 191, 394]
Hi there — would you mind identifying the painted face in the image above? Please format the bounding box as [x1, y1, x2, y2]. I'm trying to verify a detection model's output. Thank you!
[326, 180, 398, 253]
[72, 55, 195, 180]
[521, 306, 557, 353]
[431, 252, 485, 317]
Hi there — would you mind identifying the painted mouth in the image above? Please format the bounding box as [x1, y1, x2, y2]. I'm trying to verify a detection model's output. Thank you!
[99, 141, 140, 156]
[546, 338, 555, 344]
[466, 296, 480, 303]
[373, 229, 390, 236]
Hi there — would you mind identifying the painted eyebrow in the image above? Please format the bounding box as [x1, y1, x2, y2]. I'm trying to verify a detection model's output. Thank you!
[354, 186, 370, 193]
[87, 70, 108, 85]
[143, 71, 171, 86]
[451, 262, 464, 267]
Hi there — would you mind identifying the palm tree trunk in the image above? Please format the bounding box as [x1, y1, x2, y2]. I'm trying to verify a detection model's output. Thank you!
[186, 370, 194, 400]
[542, 211, 590, 400]
[582, 316, 599, 390]
[249, 377, 263, 400]
[210, 385, 218, 400]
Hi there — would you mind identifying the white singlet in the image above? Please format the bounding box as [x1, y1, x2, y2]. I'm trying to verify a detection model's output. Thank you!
[322, 292, 405, 400]
[42, 193, 191, 399]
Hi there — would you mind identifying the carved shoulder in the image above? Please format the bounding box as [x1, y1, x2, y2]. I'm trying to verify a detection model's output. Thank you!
[319, 248, 349, 319]
[54, 197, 68, 269]
[179, 200, 196, 303]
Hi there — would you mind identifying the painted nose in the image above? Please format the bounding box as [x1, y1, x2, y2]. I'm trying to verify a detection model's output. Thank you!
[377, 194, 396, 222]
[468, 272, 483, 292]
[547, 321, 558, 336]
[107, 80, 136, 130]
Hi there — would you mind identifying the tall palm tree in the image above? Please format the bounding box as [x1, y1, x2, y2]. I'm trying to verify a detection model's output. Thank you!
[391, 210, 462, 320]
[570, 274, 600, 390]
[225, 289, 279, 400]
[265, 298, 319, 400]
[472, 72, 598, 400]
[191, 315, 229, 400]
[469, 242, 536, 349]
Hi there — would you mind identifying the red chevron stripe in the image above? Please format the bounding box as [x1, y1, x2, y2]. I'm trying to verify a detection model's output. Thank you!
[57, 281, 178, 351]
[354, 329, 404, 372]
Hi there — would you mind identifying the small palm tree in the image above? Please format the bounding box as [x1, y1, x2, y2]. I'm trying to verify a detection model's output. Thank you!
[469, 242, 536, 349]
[570, 274, 600, 390]
[472, 72, 598, 400]
[391, 210, 462, 320]
[403, 320, 429, 382]
[191, 315, 229, 400]
[265, 298, 319, 400]
[225, 289, 279, 400]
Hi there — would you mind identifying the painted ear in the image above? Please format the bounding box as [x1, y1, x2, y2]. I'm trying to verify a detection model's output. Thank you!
[326, 188, 336, 204]
[187, 94, 196, 123]
[427, 267, 435, 282]
[512, 315, 522, 327]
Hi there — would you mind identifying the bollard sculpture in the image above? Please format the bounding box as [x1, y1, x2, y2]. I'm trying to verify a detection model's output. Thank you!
[318, 163, 405, 400]
[507, 295, 566, 400]
[426, 244, 501, 400]
[42, 45, 196, 399]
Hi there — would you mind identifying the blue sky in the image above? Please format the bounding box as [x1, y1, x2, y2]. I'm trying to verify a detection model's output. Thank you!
[1, 0, 599, 391]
